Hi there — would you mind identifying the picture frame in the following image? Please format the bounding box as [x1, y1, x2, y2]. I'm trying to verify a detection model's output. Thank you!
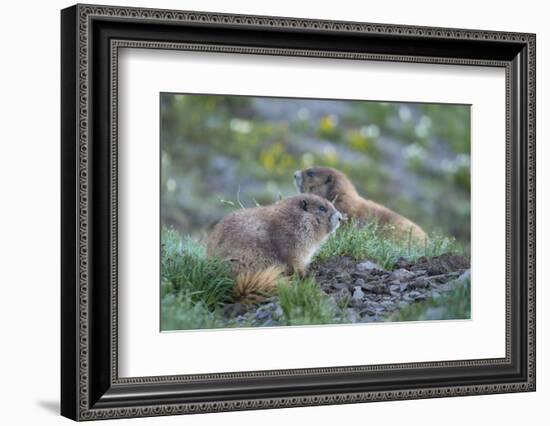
[60, 3, 536, 421]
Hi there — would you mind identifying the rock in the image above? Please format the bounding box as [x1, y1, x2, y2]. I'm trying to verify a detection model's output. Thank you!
[389, 268, 415, 281]
[236, 315, 247, 323]
[393, 257, 413, 270]
[362, 314, 381, 323]
[407, 291, 427, 301]
[352, 286, 365, 300]
[351, 286, 365, 308]
[255, 308, 271, 322]
[354, 278, 366, 287]
[457, 269, 471, 282]
[412, 277, 430, 289]
[439, 282, 454, 292]
[380, 300, 397, 310]
[223, 303, 248, 317]
[261, 318, 275, 327]
[400, 282, 409, 292]
[357, 260, 384, 272]
[405, 290, 426, 301]
[360, 305, 377, 316]
[389, 284, 400, 292]
[273, 304, 283, 319]
[331, 282, 349, 290]
[362, 283, 377, 292]
[346, 308, 361, 323]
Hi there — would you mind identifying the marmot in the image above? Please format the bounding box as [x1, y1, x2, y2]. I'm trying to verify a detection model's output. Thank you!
[294, 166, 427, 242]
[207, 194, 343, 301]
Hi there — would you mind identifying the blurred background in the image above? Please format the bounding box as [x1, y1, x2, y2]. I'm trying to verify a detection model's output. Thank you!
[160, 94, 470, 246]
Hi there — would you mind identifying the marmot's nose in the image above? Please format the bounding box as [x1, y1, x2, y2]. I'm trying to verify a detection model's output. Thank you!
[294, 170, 301, 179]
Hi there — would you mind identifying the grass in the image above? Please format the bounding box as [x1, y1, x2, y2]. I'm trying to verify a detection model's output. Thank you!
[277, 276, 344, 326]
[387, 278, 471, 322]
[160, 222, 467, 331]
[315, 219, 460, 270]
[161, 228, 237, 330]
[161, 228, 234, 309]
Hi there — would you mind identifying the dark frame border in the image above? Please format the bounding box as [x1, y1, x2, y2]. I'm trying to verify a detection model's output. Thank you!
[61, 3, 536, 421]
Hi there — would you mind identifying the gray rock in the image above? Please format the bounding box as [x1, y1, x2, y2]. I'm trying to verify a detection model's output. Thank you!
[360, 306, 376, 316]
[357, 260, 384, 271]
[362, 283, 377, 292]
[389, 268, 415, 281]
[346, 308, 361, 323]
[457, 269, 471, 282]
[255, 309, 271, 322]
[407, 291, 427, 301]
[351, 287, 365, 308]
[352, 286, 365, 300]
[413, 277, 430, 289]
[389, 283, 401, 292]
[354, 278, 366, 287]
[380, 300, 397, 310]
[332, 282, 349, 290]
[273, 304, 283, 319]
[223, 303, 248, 317]
[261, 318, 275, 327]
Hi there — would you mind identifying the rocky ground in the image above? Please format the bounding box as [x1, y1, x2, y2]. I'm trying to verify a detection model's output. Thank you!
[311, 253, 470, 322]
[220, 254, 471, 327]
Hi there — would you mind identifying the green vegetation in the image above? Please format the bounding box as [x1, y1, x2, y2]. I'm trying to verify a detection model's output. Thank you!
[277, 277, 342, 326]
[160, 95, 472, 331]
[315, 220, 460, 270]
[388, 279, 471, 322]
[161, 94, 471, 245]
[161, 228, 234, 310]
[160, 225, 468, 331]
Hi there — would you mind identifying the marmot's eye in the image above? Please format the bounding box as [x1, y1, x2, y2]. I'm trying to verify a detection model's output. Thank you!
[319, 205, 327, 212]
[306, 170, 314, 178]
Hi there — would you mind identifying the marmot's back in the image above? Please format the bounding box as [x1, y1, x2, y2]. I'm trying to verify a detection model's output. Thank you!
[294, 166, 427, 242]
[207, 207, 276, 272]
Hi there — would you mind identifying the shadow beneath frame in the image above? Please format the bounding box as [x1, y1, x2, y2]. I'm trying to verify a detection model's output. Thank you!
[35, 400, 59, 415]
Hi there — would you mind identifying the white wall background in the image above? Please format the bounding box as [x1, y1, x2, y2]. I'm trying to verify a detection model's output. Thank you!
[0, 0, 546, 424]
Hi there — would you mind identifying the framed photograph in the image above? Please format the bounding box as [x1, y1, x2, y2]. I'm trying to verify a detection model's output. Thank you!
[61, 3, 536, 421]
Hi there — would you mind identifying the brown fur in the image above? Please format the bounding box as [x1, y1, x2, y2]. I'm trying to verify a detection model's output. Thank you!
[294, 167, 427, 242]
[233, 266, 286, 303]
[207, 194, 343, 300]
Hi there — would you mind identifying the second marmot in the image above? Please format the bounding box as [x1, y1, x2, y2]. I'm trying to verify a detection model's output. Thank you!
[294, 166, 427, 242]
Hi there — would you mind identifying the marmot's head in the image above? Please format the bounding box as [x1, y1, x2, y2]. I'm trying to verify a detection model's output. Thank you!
[283, 193, 343, 235]
[294, 166, 358, 202]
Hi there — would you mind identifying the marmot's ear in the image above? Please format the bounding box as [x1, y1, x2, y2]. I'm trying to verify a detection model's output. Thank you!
[301, 199, 308, 211]
[326, 174, 333, 184]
